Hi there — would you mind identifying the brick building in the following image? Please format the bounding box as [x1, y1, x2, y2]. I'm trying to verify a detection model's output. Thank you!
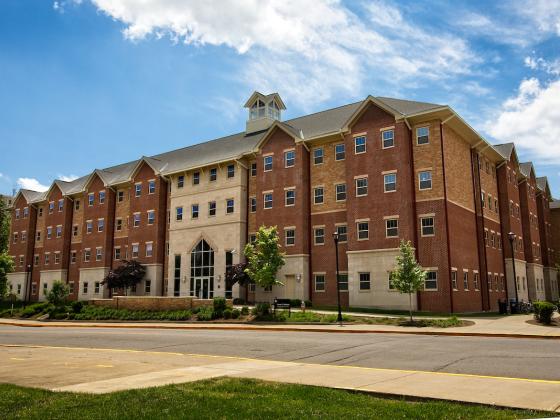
[7, 91, 560, 311]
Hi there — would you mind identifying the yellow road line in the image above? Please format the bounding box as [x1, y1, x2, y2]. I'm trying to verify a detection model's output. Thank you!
[10, 357, 26, 361]
[1, 343, 559, 385]
[96, 365, 114, 368]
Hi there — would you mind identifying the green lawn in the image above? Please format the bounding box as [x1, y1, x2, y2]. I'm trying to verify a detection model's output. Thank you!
[0, 378, 551, 419]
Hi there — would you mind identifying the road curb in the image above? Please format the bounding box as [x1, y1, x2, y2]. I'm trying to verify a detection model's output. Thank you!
[1, 320, 559, 339]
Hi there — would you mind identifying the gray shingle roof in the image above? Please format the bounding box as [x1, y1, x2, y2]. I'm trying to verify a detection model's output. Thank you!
[493, 143, 515, 159]
[551, 200, 560, 209]
[519, 162, 534, 178]
[536, 176, 548, 191]
[375, 97, 444, 116]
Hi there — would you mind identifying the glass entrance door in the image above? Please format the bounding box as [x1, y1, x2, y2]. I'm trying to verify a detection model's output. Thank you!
[193, 278, 213, 299]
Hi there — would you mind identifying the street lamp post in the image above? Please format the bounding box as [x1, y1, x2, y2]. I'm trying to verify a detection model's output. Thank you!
[508, 232, 519, 312]
[332, 231, 342, 324]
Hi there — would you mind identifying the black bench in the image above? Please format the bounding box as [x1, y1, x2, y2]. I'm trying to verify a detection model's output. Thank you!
[273, 298, 291, 316]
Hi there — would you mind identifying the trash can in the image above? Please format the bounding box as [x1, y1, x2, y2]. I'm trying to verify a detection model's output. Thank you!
[498, 299, 507, 314]
[509, 301, 519, 314]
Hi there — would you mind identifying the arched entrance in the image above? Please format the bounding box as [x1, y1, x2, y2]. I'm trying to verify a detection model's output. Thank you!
[190, 239, 214, 299]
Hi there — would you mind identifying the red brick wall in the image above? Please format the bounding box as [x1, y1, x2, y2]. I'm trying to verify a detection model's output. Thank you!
[497, 161, 525, 261]
[519, 174, 541, 264]
[8, 195, 37, 272]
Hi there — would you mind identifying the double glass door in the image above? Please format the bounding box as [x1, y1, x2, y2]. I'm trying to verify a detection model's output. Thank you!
[193, 277, 213, 299]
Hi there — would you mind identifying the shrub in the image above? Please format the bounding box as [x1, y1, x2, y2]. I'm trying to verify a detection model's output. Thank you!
[233, 298, 245, 305]
[213, 297, 227, 318]
[304, 300, 312, 308]
[231, 308, 240, 319]
[252, 302, 270, 317]
[19, 302, 50, 318]
[71, 300, 84, 314]
[241, 306, 249, 316]
[223, 308, 232, 319]
[197, 306, 214, 321]
[47, 281, 70, 307]
[290, 299, 302, 308]
[533, 301, 555, 325]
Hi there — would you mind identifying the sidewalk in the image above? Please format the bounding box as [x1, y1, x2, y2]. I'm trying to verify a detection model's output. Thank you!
[2, 343, 559, 412]
[1, 313, 559, 338]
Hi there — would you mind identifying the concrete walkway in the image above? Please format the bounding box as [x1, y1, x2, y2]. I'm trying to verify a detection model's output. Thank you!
[1, 313, 559, 338]
[2, 343, 559, 413]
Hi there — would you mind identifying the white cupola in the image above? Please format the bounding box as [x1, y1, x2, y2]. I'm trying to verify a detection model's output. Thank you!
[244, 91, 286, 133]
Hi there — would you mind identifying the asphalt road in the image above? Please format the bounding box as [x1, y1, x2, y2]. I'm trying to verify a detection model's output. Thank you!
[1, 325, 559, 381]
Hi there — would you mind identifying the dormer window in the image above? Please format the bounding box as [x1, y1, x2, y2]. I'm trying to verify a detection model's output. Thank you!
[267, 101, 280, 120]
[250, 100, 266, 120]
[244, 92, 286, 133]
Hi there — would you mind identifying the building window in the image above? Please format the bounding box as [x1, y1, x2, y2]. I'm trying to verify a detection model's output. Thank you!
[73, 200, 80, 211]
[285, 150, 295, 167]
[146, 242, 153, 257]
[145, 280, 151, 294]
[96, 248, 103, 261]
[357, 221, 369, 240]
[135, 183, 142, 197]
[335, 183, 346, 201]
[354, 136, 366, 154]
[85, 221, 92, 235]
[339, 273, 348, 291]
[36, 231, 41, 241]
[425, 271, 437, 290]
[44, 253, 50, 265]
[148, 180, 156, 194]
[250, 197, 256, 213]
[356, 178, 368, 196]
[193, 171, 200, 185]
[313, 187, 324, 204]
[133, 213, 141, 227]
[463, 271, 469, 290]
[176, 207, 183, 221]
[147, 210, 155, 225]
[264, 155, 273, 172]
[226, 199, 235, 214]
[72, 225, 78, 237]
[314, 274, 325, 291]
[54, 226, 61, 238]
[114, 247, 121, 260]
[94, 282, 100, 294]
[210, 168, 217, 182]
[335, 143, 345, 161]
[23, 207, 29, 218]
[12, 232, 17, 243]
[382, 129, 394, 148]
[191, 204, 199, 219]
[83, 249, 91, 262]
[177, 175, 184, 188]
[384, 173, 397, 192]
[34, 254, 40, 266]
[88, 193, 94, 206]
[49, 201, 55, 213]
[314, 227, 325, 245]
[285, 189, 295, 206]
[251, 162, 257, 176]
[208, 201, 216, 216]
[359, 273, 371, 290]
[132, 244, 139, 258]
[83, 282, 88, 294]
[97, 219, 104, 232]
[21, 231, 26, 242]
[58, 199, 64, 212]
[420, 216, 435, 236]
[116, 218, 122, 231]
[416, 127, 429, 145]
[336, 225, 347, 242]
[419, 171, 432, 190]
[451, 270, 458, 290]
[116, 190, 124, 202]
[55, 253, 61, 264]
[15, 209, 20, 219]
[285, 229, 295, 246]
[227, 164, 235, 178]
[99, 191, 105, 204]
[264, 193, 273, 209]
[386, 219, 399, 238]
[313, 148, 323, 165]
[38, 207, 43, 217]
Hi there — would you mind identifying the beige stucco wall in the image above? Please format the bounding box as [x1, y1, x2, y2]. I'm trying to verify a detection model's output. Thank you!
[167, 162, 248, 298]
[526, 263, 545, 301]
[544, 267, 559, 301]
[253, 254, 309, 302]
[125, 264, 163, 296]
[347, 249, 416, 309]
[7, 272, 28, 300]
[504, 258, 529, 302]
[39, 269, 68, 302]
[79, 267, 110, 300]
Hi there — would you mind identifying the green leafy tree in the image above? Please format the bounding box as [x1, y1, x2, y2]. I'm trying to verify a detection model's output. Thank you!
[390, 240, 426, 322]
[0, 200, 10, 253]
[102, 260, 146, 295]
[47, 281, 70, 307]
[0, 253, 15, 300]
[244, 226, 285, 288]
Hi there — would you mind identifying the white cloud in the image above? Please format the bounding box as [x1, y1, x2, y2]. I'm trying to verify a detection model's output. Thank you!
[88, 0, 477, 108]
[58, 174, 79, 182]
[487, 78, 560, 164]
[16, 178, 49, 192]
[511, 0, 560, 36]
[524, 55, 560, 76]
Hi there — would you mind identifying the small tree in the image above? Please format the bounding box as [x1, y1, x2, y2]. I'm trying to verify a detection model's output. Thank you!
[390, 240, 426, 322]
[102, 260, 146, 295]
[244, 226, 285, 289]
[47, 281, 70, 307]
[0, 200, 10, 253]
[0, 253, 15, 300]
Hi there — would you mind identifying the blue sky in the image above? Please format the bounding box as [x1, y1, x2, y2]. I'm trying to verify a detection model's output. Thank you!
[1, 0, 559, 197]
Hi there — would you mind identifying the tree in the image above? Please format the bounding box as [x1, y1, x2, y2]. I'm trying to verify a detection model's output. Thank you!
[0, 253, 15, 300]
[47, 281, 70, 307]
[244, 226, 285, 288]
[390, 240, 426, 323]
[102, 260, 146, 295]
[0, 200, 10, 253]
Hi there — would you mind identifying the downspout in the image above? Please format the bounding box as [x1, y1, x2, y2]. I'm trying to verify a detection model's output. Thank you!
[439, 122, 454, 313]
[404, 117, 421, 311]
